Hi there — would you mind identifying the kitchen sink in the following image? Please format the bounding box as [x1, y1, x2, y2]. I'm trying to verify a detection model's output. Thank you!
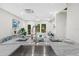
[10, 45, 56, 56]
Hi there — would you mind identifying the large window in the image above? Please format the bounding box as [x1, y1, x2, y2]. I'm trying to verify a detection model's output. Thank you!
[36, 24, 46, 33]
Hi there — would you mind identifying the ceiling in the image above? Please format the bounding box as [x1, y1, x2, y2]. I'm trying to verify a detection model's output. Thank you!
[0, 3, 66, 21]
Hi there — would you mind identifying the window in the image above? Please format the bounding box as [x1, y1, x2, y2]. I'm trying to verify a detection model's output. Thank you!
[36, 24, 40, 32]
[41, 24, 46, 33]
[28, 25, 31, 34]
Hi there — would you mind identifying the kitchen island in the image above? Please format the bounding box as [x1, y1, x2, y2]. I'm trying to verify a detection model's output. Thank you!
[0, 38, 79, 56]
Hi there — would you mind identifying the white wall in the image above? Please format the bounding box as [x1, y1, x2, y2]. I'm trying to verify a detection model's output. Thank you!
[0, 8, 24, 39]
[66, 4, 79, 43]
[55, 12, 67, 40]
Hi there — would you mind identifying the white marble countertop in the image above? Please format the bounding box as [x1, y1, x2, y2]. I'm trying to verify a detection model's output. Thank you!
[0, 44, 21, 56]
[0, 38, 33, 56]
[50, 42, 79, 56]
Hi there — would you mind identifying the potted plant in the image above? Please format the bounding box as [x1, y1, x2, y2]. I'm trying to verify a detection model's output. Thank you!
[18, 28, 27, 38]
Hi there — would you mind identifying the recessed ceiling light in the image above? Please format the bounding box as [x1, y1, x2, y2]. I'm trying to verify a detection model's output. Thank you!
[49, 12, 53, 15]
